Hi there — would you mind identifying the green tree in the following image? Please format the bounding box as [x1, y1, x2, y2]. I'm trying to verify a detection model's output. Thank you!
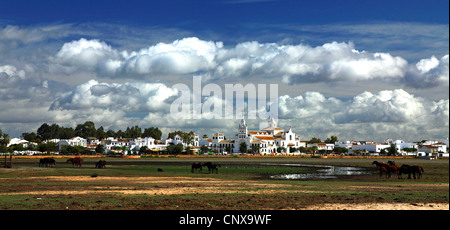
[106, 129, 116, 138]
[75, 121, 96, 138]
[251, 145, 260, 154]
[200, 145, 210, 154]
[167, 143, 184, 155]
[388, 143, 398, 156]
[95, 144, 105, 154]
[239, 142, 247, 154]
[168, 130, 195, 145]
[21, 132, 38, 142]
[0, 129, 11, 153]
[125, 125, 142, 138]
[59, 127, 75, 139]
[277, 146, 286, 153]
[324, 135, 338, 144]
[333, 146, 348, 154]
[38, 142, 58, 154]
[308, 137, 322, 144]
[139, 146, 151, 155]
[96, 126, 106, 139]
[142, 127, 162, 140]
[37, 123, 52, 140]
[299, 146, 307, 153]
[403, 147, 417, 153]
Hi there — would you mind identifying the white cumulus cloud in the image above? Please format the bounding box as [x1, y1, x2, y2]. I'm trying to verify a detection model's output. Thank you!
[50, 79, 179, 113]
[277, 89, 448, 140]
[403, 55, 449, 88]
[49, 37, 448, 88]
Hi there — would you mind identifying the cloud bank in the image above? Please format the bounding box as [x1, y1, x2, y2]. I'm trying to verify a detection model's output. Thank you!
[49, 37, 449, 88]
[46, 79, 449, 141]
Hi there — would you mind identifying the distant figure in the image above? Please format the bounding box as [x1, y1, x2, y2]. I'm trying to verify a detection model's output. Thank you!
[157, 168, 164, 172]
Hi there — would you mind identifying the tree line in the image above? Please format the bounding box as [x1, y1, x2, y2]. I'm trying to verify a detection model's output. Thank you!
[21, 121, 163, 143]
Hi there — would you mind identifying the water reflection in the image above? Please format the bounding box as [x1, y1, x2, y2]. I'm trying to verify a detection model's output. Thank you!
[267, 164, 372, 180]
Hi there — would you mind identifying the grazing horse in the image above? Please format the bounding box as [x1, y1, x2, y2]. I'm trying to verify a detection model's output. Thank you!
[373, 161, 398, 178]
[95, 160, 106, 168]
[385, 164, 400, 178]
[412, 165, 424, 179]
[67, 157, 82, 167]
[191, 162, 203, 173]
[39, 158, 56, 167]
[204, 162, 220, 174]
[398, 164, 412, 179]
[372, 161, 388, 168]
[378, 165, 390, 178]
[398, 165, 423, 179]
[39, 158, 45, 167]
[387, 161, 397, 166]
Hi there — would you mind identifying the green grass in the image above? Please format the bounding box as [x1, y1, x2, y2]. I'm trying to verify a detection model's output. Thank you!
[1, 157, 448, 210]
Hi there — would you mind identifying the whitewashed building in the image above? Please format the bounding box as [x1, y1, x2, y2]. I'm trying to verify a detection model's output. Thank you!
[351, 143, 390, 154]
[233, 116, 301, 154]
[58, 136, 87, 150]
[307, 143, 335, 152]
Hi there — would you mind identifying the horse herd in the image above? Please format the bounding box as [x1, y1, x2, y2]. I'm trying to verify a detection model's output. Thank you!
[191, 162, 220, 174]
[37, 158, 424, 179]
[38, 157, 106, 169]
[39, 158, 220, 174]
[372, 161, 424, 180]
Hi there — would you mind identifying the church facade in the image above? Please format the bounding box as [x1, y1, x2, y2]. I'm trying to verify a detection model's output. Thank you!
[232, 116, 303, 154]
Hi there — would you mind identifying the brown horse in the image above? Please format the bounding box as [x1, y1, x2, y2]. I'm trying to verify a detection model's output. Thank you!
[191, 162, 203, 173]
[373, 161, 399, 178]
[95, 160, 106, 168]
[372, 161, 388, 168]
[412, 166, 424, 179]
[39, 158, 56, 167]
[204, 162, 220, 174]
[387, 161, 397, 166]
[67, 157, 82, 167]
[385, 164, 400, 178]
[378, 165, 389, 178]
[398, 165, 424, 179]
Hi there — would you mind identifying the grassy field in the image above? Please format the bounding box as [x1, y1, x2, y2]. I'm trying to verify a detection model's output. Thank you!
[0, 156, 448, 210]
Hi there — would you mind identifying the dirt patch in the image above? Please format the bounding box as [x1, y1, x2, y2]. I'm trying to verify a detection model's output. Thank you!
[2, 174, 448, 210]
[2, 176, 318, 196]
[301, 202, 449, 210]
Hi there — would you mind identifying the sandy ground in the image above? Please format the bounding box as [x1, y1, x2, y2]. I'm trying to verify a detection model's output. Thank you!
[300, 203, 448, 210]
[1, 175, 448, 210]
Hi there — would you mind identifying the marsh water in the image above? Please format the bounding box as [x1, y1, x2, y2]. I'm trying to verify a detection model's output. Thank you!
[267, 163, 373, 180]
[220, 162, 374, 180]
[49, 159, 375, 180]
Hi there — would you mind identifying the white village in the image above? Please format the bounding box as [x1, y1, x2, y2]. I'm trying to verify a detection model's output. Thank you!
[3, 116, 449, 159]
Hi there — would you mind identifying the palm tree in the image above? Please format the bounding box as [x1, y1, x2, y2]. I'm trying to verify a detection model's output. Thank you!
[310, 146, 318, 155]
[0, 129, 10, 153]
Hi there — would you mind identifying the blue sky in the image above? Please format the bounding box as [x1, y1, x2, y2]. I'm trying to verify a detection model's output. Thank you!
[2, 0, 448, 25]
[0, 0, 449, 141]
